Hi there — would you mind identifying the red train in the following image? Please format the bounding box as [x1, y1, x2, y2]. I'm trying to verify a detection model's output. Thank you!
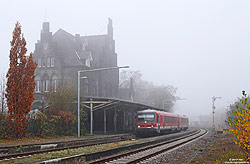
[136, 109, 189, 134]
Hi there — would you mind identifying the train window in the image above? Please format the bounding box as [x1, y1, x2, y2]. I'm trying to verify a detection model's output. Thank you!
[160, 115, 162, 123]
[137, 114, 155, 124]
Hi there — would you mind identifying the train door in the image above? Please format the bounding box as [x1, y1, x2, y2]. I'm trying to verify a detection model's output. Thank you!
[156, 114, 160, 133]
[177, 116, 180, 130]
[160, 115, 163, 127]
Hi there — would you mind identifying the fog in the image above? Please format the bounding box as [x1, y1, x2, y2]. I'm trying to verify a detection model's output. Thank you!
[1, 0, 250, 122]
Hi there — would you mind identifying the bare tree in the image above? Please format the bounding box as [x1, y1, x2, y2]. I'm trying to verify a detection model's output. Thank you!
[119, 70, 177, 112]
[119, 70, 142, 88]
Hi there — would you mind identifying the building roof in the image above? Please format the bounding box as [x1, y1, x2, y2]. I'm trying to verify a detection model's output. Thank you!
[51, 28, 110, 68]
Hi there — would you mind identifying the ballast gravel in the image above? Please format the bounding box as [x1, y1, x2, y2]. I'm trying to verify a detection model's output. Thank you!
[139, 129, 216, 164]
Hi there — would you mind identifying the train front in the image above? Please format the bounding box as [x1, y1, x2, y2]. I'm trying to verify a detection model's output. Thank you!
[136, 109, 157, 134]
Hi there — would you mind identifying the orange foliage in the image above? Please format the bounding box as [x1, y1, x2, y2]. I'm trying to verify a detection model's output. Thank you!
[226, 91, 250, 156]
[58, 110, 76, 124]
[5, 22, 37, 137]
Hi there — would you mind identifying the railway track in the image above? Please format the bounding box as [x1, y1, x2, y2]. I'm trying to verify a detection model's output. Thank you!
[88, 129, 207, 164]
[0, 130, 205, 163]
[0, 134, 132, 161]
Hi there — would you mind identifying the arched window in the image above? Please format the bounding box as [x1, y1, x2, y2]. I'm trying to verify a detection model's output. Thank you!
[51, 74, 58, 92]
[35, 75, 41, 93]
[42, 74, 50, 92]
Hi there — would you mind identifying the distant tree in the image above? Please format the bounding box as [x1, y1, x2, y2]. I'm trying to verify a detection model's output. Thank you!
[119, 70, 142, 88]
[5, 22, 37, 137]
[119, 70, 177, 112]
[135, 81, 177, 111]
[46, 83, 76, 112]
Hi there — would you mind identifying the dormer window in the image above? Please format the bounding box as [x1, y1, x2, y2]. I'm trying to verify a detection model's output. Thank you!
[85, 52, 93, 67]
[86, 59, 90, 67]
[82, 38, 88, 51]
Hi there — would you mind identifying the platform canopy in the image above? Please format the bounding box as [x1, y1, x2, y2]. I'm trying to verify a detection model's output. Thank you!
[81, 96, 167, 134]
[82, 96, 165, 112]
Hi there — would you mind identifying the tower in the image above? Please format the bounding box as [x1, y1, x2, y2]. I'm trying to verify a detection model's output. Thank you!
[40, 22, 52, 43]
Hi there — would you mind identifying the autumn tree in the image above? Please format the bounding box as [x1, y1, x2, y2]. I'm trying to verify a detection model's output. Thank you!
[6, 22, 37, 137]
[225, 91, 250, 157]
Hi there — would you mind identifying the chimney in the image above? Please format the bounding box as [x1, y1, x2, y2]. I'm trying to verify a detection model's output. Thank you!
[107, 18, 113, 39]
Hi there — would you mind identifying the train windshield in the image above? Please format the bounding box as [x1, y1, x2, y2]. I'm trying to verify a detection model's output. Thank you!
[137, 113, 155, 124]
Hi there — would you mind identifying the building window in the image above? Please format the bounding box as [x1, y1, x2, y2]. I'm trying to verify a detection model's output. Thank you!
[51, 57, 54, 67]
[43, 43, 49, 54]
[42, 57, 46, 67]
[52, 79, 57, 92]
[82, 43, 86, 51]
[38, 58, 41, 67]
[43, 80, 50, 92]
[35, 80, 41, 92]
[86, 59, 90, 67]
[47, 57, 51, 67]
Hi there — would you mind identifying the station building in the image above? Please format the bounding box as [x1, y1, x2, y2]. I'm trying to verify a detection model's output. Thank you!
[33, 18, 118, 103]
[32, 19, 149, 134]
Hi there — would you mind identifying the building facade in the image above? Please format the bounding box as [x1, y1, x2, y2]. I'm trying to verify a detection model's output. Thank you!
[33, 19, 119, 105]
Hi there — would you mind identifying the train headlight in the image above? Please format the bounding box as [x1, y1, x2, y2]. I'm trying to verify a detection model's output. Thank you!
[151, 125, 153, 127]
[138, 126, 140, 128]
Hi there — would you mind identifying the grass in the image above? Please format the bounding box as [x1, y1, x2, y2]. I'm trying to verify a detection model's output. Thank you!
[0, 140, 146, 164]
[188, 132, 249, 164]
[0, 135, 76, 145]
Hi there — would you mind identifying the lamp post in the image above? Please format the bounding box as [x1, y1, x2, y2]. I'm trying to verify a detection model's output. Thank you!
[77, 66, 129, 137]
[77, 76, 87, 138]
[212, 96, 221, 130]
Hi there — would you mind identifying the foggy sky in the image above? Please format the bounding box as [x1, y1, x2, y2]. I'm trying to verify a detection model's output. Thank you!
[1, 0, 249, 121]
